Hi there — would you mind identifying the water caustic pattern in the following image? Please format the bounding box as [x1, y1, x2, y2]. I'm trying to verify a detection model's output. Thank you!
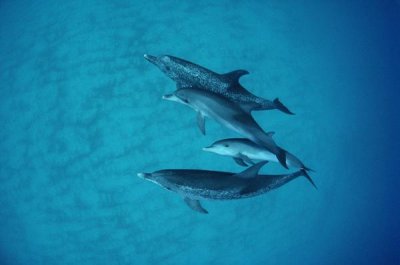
[0, 1, 399, 265]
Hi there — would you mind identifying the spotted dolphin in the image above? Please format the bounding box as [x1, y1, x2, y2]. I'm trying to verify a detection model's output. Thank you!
[138, 161, 316, 214]
[163, 87, 288, 169]
[144, 54, 293, 114]
[203, 138, 313, 171]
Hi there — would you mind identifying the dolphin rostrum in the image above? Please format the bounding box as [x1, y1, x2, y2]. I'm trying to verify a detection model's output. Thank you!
[144, 54, 293, 114]
[203, 138, 313, 171]
[163, 87, 288, 168]
[137, 161, 316, 214]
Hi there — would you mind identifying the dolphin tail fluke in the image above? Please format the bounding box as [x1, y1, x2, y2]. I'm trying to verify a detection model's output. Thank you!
[301, 169, 317, 189]
[303, 166, 315, 172]
[276, 148, 288, 169]
[273, 98, 294, 115]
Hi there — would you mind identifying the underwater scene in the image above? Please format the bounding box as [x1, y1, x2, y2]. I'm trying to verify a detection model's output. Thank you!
[0, 1, 399, 264]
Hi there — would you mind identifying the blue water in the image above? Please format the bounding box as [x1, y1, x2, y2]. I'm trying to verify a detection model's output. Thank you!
[0, 1, 399, 264]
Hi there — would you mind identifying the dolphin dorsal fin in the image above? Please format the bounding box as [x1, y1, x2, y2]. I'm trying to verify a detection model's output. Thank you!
[234, 161, 268, 179]
[223, 69, 249, 84]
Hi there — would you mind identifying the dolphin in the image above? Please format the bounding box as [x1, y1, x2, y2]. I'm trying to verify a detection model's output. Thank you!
[137, 161, 316, 214]
[163, 87, 288, 168]
[144, 54, 293, 115]
[203, 138, 313, 171]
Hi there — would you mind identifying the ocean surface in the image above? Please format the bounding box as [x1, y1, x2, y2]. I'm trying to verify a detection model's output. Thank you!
[0, 1, 399, 264]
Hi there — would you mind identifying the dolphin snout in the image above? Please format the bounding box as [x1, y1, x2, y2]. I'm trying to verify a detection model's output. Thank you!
[137, 172, 150, 179]
[144, 54, 157, 64]
[162, 94, 174, 100]
[202, 145, 214, 151]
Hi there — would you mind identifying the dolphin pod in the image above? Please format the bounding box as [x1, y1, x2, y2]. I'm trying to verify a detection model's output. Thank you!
[139, 54, 315, 214]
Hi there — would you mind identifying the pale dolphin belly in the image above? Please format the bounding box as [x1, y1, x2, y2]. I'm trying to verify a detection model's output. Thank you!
[243, 150, 277, 162]
[243, 150, 302, 169]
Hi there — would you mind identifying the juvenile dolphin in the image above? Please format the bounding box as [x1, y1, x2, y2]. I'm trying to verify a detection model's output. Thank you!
[163, 87, 288, 168]
[144, 54, 293, 114]
[203, 138, 313, 171]
[138, 162, 316, 214]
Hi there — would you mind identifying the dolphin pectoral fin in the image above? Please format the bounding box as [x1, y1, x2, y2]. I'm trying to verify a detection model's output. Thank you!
[223, 70, 249, 86]
[197, 112, 206, 135]
[238, 153, 256, 165]
[234, 161, 268, 179]
[233, 157, 248, 167]
[184, 197, 208, 214]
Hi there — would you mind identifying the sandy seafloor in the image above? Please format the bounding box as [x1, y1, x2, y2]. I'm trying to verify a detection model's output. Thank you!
[0, 1, 399, 264]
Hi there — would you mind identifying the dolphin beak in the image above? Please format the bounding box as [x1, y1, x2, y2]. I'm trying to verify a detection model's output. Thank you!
[162, 94, 174, 100]
[144, 54, 157, 64]
[202, 146, 214, 151]
[137, 172, 150, 179]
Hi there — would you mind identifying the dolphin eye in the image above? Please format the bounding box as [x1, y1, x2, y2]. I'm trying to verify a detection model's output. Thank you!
[224, 144, 229, 147]
[182, 99, 189, 103]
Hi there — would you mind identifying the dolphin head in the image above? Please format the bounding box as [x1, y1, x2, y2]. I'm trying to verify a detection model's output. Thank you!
[202, 139, 238, 156]
[138, 171, 166, 186]
[144, 54, 181, 80]
[137, 172, 154, 181]
[137, 171, 177, 192]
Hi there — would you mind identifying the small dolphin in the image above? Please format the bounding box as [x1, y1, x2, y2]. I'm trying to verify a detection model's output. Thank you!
[163, 87, 288, 168]
[138, 162, 316, 214]
[144, 54, 293, 114]
[203, 138, 313, 171]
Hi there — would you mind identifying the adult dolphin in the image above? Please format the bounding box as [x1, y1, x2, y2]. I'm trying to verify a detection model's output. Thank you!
[144, 54, 293, 114]
[163, 87, 288, 168]
[203, 138, 313, 171]
[138, 162, 316, 214]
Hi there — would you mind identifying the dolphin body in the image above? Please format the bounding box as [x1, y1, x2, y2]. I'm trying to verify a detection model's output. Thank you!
[203, 138, 313, 171]
[138, 162, 316, 214]
[144, 54, 293, 115]
[163, 87, 288, 168]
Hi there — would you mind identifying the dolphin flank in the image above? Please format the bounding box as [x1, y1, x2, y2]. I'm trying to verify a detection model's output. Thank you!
[138, 162, 316, 214]
[144, 54, 293, 114]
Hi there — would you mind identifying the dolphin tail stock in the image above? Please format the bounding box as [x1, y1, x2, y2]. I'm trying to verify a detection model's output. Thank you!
[273, 98, 294, 115]
[244, 98, 294, 115]
[250, 132, 288, 169]
[301, 169, 317, 189]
